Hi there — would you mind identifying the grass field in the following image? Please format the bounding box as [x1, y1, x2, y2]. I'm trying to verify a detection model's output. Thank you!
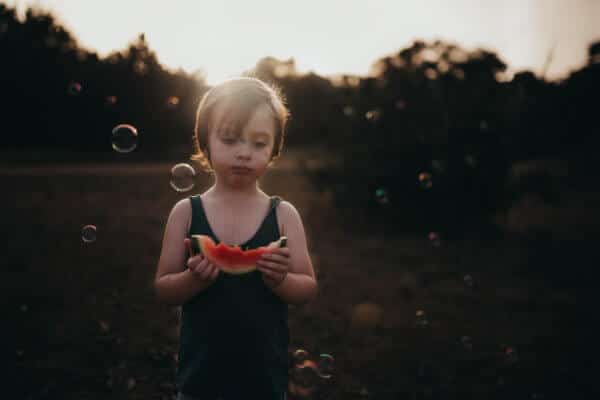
[2, 160, 594, 400]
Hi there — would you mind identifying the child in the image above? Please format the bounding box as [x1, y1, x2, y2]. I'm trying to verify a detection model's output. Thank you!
[154, 77, 318, 400]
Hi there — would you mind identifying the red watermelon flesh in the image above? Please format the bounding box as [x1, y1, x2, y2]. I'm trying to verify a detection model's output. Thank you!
[190, 234, 287, 274]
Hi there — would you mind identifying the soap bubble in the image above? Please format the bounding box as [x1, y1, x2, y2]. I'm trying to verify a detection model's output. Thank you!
[428, 232, 441, 247]
[415, 309, 429, 327]
[463, 274, 474, 288]
[418, 172, 433, 189]
[292, 349, 310, 365]
[68, 81, 82, 96]
[465, 154, 478, 167]
[169, 163, 196, 192]
[317, 353, 335, 379]
[167, 96, 180, 109]
[504, 346, 518, 364]
[374, 188, 389, 205]
[365, 109, 382, 122]
[105, 95, 117, 106]
[431, 159, 446, 174]
[343, 105, 354, 117]
[479, 120, 489, 131]
[395, 99, 407, 110]
[81, 224, 97, 243]
[460, 335, 473, 351]
[111, 124, 139, 153]
[291, 359, 320, 388]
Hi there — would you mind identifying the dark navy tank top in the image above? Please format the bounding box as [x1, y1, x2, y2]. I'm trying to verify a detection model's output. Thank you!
[176, 194, 289, 398]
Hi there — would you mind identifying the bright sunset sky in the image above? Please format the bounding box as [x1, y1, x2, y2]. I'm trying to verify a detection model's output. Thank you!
[4, 0, 600, 85]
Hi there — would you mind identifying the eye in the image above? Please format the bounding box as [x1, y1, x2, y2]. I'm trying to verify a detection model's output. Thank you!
[221, 137, 236, 144]
[254, 142, 267, 148]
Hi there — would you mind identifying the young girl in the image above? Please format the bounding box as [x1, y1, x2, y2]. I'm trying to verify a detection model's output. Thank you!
[154, 77, 318, 400]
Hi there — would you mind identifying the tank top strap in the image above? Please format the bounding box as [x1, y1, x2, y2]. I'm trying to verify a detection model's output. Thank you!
[270, 195, 283, 211]
[188, 195, 212, 237]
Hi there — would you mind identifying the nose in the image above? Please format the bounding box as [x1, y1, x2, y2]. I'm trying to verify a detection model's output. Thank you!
[235, 140, 252, 159]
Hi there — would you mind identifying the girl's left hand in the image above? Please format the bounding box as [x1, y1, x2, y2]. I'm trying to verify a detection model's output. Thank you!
[256, 247, 290, 289]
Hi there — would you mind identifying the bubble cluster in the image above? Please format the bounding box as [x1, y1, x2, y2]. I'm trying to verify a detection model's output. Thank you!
[289, 348, 335, 399]
[111, 124, 139, 153]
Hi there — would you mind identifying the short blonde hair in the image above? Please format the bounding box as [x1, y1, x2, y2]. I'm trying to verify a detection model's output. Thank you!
[190, 77, 290, 173]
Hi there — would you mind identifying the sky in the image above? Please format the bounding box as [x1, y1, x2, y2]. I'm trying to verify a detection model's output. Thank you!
[4, 0, 600, 85]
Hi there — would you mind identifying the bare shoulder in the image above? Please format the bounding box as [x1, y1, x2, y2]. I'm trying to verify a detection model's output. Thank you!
[276, 200, 303, 233]
[169, 197, 193, 234]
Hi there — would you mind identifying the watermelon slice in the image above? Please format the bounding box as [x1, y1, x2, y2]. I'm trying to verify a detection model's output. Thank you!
[190, 234, 287, 275]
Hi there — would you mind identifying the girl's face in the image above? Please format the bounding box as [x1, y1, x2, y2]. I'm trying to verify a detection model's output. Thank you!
[207, 102, 277, 186]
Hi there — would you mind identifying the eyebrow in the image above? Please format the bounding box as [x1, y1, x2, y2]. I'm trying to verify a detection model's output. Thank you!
[249, 131, 273, 138]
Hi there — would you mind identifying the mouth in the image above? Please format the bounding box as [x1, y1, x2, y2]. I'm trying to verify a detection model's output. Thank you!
[231, 167, 252, 174]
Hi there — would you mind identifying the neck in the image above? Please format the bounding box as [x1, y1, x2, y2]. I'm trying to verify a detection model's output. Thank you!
[209, 178, 263, 203]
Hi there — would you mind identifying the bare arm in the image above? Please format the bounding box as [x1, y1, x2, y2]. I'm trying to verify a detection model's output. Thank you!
[154, 199, 218, 306]
[269, 201, 318, 306]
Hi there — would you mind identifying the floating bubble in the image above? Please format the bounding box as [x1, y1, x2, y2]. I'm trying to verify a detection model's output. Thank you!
[105, 95, 118, 106]
[365, 109, 382, 122]
[291, 359, 320, 388]
[415, 309, 429, 327]
[351, 302, 383, 330]
[343, 105, 354, 117]
[465, 154, 478, 167]
[82, 224, 97, 243]
[169, 163, 196, 192]
[167, 96, 180, 109]
[428, 232, 441, 247]
[20, 304, 28, 312]
[460, 335, 473, 351]
[431, 159, 445, 173]
[374, 188, 389, 205]
[359, 386, 370, 398]
[68, 81, 82, 96]
[504, 346, 518, 364]
[480, 120, 489, 131]
[111, 124, 139, 153]
[16, 349, 24, 357]
[317, 353, 335, 379]
[463, 274, 474, 288]
[418, 171, 433, 189]
[292, 349, 310, 365]
[395, 99, 407, 110]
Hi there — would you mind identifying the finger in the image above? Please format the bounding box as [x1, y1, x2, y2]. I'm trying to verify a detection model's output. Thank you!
[191, 257, 209, 273]
[200, 263, 214, 280]
[210, 265, 220, 280]
[186, 254, 205, 269]
[267, 248, 290, 258]
[257, 259, 286, 272]
[261, 253, 287, 264]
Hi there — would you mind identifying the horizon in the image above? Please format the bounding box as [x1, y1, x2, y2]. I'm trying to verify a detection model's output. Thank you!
[3, 0, 600, 84]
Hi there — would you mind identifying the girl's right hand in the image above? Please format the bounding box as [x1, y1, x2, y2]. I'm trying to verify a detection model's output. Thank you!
[184, 238, 220, 282]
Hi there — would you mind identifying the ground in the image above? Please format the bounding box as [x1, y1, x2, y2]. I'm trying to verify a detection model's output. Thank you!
[2, 160, 594, 400]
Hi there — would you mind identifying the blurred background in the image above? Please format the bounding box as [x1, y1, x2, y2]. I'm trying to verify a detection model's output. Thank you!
[2, 1, 599, 399]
